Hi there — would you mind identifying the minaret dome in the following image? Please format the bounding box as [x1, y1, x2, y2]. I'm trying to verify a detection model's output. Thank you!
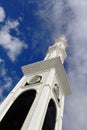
[54, 35, 67, 49]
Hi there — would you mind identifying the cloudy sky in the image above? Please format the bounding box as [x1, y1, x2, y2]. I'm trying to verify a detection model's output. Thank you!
[0, 0, 87, 130]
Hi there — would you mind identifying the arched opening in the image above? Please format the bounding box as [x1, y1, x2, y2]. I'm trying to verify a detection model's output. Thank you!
[42, 99, 56, 130]
[0, 90, 36, 130]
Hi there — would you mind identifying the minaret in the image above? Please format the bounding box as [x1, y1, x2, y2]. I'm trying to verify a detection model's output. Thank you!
[0, 36, 71, 130]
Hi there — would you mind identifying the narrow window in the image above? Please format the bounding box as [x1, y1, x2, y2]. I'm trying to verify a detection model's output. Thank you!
[42, 99, 56, 130]
[0, 90, 36, 130]
[54, 84, 61, 104]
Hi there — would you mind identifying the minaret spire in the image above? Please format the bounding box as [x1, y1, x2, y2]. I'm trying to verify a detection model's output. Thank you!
[0, 36, 71, 130]
[45, 35, 67, 63]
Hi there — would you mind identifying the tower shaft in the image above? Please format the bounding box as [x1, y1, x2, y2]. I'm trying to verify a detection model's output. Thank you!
[0, 36, 71, 130]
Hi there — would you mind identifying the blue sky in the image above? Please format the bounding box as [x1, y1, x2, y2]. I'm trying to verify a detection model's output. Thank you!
[0, 0, 87, 130]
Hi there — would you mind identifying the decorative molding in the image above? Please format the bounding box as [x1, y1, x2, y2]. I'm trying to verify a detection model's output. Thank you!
[21, 57, 71, 96]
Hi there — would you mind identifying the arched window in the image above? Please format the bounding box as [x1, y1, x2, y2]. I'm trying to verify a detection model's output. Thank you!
[0, 90, 36, 130]
[42, 99, 56, 130]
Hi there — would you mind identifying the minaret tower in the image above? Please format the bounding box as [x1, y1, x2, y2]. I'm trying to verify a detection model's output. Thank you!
[0, 36, 71, 130]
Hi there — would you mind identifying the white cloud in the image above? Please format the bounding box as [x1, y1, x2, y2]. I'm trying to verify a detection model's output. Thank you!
[0, 6, 27, 61]
[0, 60, 13, 103]
[63, 1, 87, 130]
[0, 58, 4, 64]
[0, 7, 5, 22]
[0, 20, 27, 61]
[0, 59, 6, 76]
[37, 1, 87, 130]
[4, 76, 13, 89]
[67, 0, 87, 40]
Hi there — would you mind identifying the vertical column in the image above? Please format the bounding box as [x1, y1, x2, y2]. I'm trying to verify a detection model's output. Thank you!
[21, 69, 55, 130]
[55, 96, 64, 130]
[59, 96, 64, 130]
